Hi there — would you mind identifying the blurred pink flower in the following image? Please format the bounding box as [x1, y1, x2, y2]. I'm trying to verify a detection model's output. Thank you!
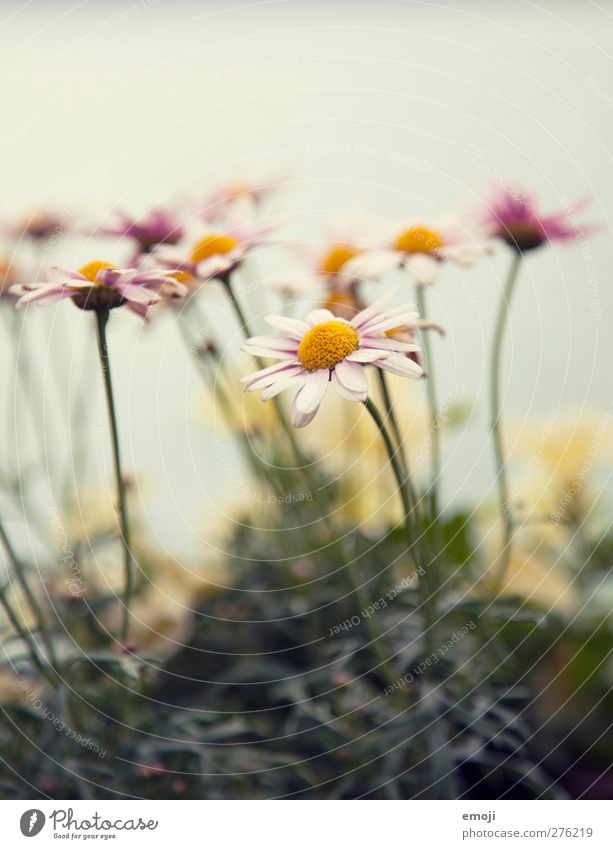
[11, 260, 186, 316]
[481, 183, 596, 252]
[8, 209, 72, 242]
[152, 202, 276, 283]
[198, 169, 288, 219]
[241, 289, 423, 428]
[98, 207, 185, 253]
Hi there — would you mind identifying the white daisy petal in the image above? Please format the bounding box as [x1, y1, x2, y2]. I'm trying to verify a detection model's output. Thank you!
[351, 288, 397, 329]
[305, 308, 337, 326]
[245, 335, 299, 353]
[376, 352, 423, 379]
[260, 374, 306, 400]
[404, 253, 439, 286]
[291, 372, 329, 427]
[265, 314, 309, 337]
[361, 313, 421, 336]
[360, 336, 419, 353]
[359, 302, 418, 332]
[344, 250, 399, 281]
[334, 359, 368, 396]
[293, 369, 329, 415]
[331, 370, 368, 402]
[242, 345, 294, 360]
[346, 348, 389, 363]
[241, 359, 301, 387]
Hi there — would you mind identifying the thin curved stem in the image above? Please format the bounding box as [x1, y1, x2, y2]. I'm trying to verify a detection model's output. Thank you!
[490, 253, 522, 587]
[365, 396, 453, 797]
[95, 311, 133, 645]
[221, 273, 320, 497]
[416, 287, 441, 524]
[0, 518, 57, 680]
[364, 398, 433, 655]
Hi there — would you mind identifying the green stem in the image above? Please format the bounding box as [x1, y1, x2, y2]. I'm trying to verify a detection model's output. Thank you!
[375, 369, 423, 527]
[490, 253, 522, 587]
[0, 518, 56, 666]
[221, 274, 320, 498]
[0, 521, 57, 684]
[364, 398, 432, 655]
[416, 286, 443, 609]
[416, 287, 441, 526]
[366, 396, 455, 797]
[175, 307, 286, 498]
[95, 311, 133, 645]
[375, 369, 407, 471]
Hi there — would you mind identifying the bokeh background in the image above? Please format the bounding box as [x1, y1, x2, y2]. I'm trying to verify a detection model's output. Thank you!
[1, 0, 610, 557]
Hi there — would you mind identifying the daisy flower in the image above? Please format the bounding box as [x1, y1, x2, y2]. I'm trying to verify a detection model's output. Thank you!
[199, 168, 288, 219]
[265, 211, 385, 300]
[152, 201, 276, 284]
[482, 183, 595, 252]
[7, 209, 71, 242]
[97, 207, 185, 253]
[241, 290, 423, 428]
[10, 260, 186, 316]
[345, 217, 489, 287]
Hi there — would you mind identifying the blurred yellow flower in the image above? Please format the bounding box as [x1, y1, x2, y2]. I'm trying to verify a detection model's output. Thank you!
[479, 525, 579, 616]
[510, 409, 613, 525]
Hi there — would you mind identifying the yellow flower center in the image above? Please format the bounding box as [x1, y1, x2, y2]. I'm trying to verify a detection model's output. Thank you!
[394, 226, 443, 254]
[190, 233, 238, 263]
[227, 181, 250, 199]
[78, 260, 116, 284]
[320, 244, 361, 275]
[170, 270, 192, 284]
[297, 320, 359, 371]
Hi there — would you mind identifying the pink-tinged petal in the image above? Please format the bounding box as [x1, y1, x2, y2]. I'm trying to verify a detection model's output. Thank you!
[127, 301, 151, 319]
[260, 374, 306, 401]
[305, 308, 336, 326]
[195, 254, 236, 279]
[376, 352, 423, 379]
[351, 288, 397, 329]
[346, 348, 389, 363]
[48, 267, 87, 286]
[291, 394, 322, 428]
[360, 336, 419, 352]
[98, 268, 137, 288]
[151, 247, 185, 267]
[118, 284, 160, 305]
[360, 311, 421, 336]
[14, 286, 74, 309]
[291, 370, 329, 426]
[265, 314, 309, 337]
[344, 250, 399, 281]
[360, 304, 419, 335]
[404, 253, 439, 286]
[334, 359, 368, 398]
[245, 335, 299, 353]
[331, 370, 367, 402]
[132, 271, 183, 288]
[242, 344, 295, 360]
[222, 195, 258, 230]
[158, 279, 188, 299]
[242, 360, 302, 390]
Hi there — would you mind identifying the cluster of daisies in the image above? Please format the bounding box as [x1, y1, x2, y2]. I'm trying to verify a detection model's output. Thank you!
[2, 175, 593, 427]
